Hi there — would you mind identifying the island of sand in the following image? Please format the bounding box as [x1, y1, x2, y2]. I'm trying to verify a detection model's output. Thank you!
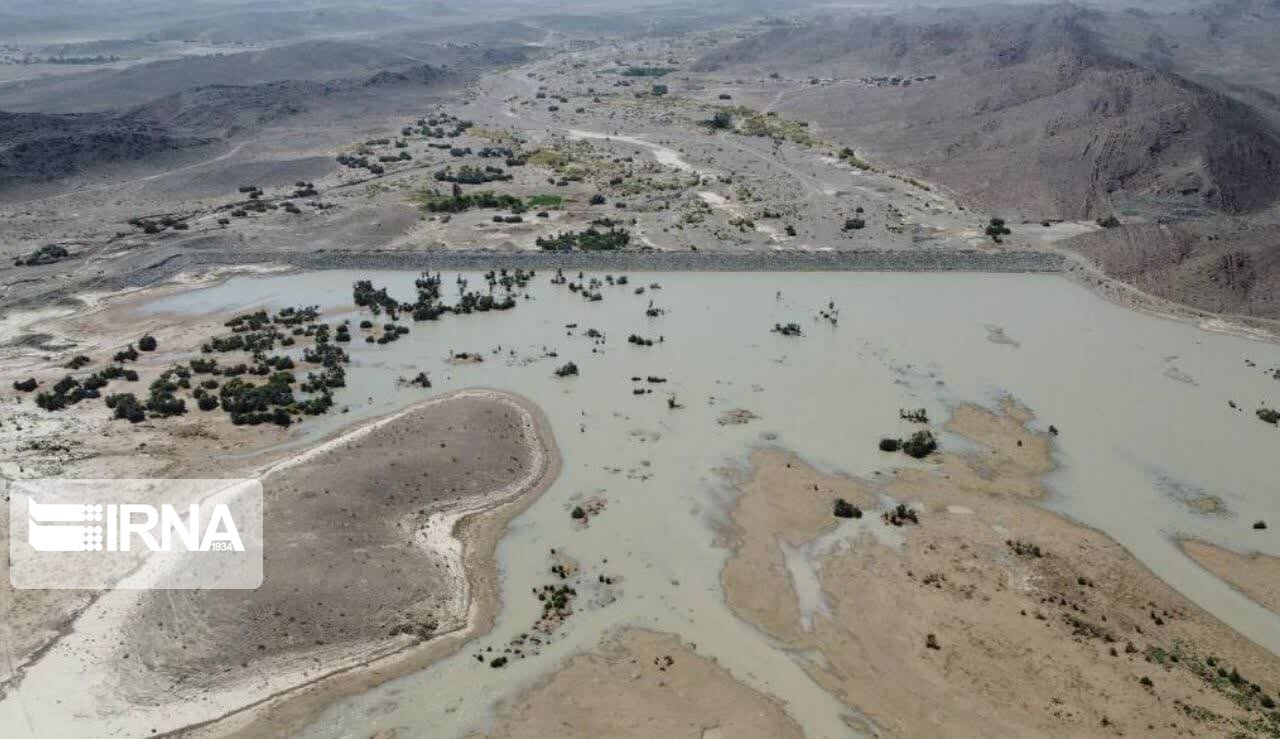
[713, 400, 1280, 737]
[1181, 540, 1280, 618]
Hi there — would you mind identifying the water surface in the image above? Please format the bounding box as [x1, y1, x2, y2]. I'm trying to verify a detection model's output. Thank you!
[144, 270, 1280, 737]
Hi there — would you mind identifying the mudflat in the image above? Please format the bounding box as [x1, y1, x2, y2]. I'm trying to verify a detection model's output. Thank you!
[720, 401, 1280, 737]
[474, 629, 803, 739]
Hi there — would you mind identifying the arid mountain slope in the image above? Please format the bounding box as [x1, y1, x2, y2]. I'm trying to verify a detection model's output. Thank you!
[0, 64, 454, 190]
[125, 64, 451, 133]
[0, 111, 214, 189]
[1064, 220, 1280, 320]
[0, 40, 423, 113]
[695, 6, 1280, 221]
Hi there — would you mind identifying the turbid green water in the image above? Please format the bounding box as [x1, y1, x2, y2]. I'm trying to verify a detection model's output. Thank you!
[37, 270, 1280, 737]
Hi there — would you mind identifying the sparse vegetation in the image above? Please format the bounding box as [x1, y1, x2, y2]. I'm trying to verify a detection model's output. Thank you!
[536, 228, 631, 251]
[901, 429, 938, 458]
[621, 66, 673, 77]
[986, 218, 1012, 243]
[14, 244, 70, 266]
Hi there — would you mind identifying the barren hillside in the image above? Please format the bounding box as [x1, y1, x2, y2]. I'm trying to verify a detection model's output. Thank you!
[0, 111, 214, 189]
[695, 5, 1280, 221]
[0, 40, 423, 113]
[0, 62, 455, 191]
[1064, 220, 1280, 319]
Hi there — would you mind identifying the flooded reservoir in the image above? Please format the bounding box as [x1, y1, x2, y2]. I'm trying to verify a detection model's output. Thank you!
[139, 269, 1280, 737]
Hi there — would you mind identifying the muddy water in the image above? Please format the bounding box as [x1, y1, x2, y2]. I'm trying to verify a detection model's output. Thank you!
[141, 270, 1280, 737]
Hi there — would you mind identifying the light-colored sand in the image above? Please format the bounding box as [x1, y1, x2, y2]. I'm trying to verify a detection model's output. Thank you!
[720, 400, 1280, 737]
[1182, 540, 1280, 617]
[474, 629, 803, 739]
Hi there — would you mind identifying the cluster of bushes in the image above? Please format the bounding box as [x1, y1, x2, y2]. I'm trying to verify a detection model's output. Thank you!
[1007, 539, 1044, 558]
[104, 392, 146, 422]
[411, 116, 471, 139]
[772, 322, 802, 337]
[433, 165, 511, 185]
[838, 147, 872, 170]
[97, 367, 186, 421]
[204, 329, 281, 354]
[706, 110, 733, 130]
[336, 152, 386, 175]
[141, 370, 188, 418]
[34, 365, 133, 410]
[14, 244, 70, 267]
[24, 303, 349, 428]
[883, 503, 920, 526]
[536, 227, 631, 252]
[354, 279, 408, 317]
[420, 187, 526, 214]
[218, 374, 296, 421]
[986, 218, 1012, 242]
[365, 323, 410, 345]
[902, 429, 937, 458]
[878, 429, 938, 458]
[129, 215, 190, 234]
[627, 334, 655, 347]
[228, 197, 282, 218]
[355, 274, 519, 327]
[621, 66, 673, 77]
[455, 291, 516, 313]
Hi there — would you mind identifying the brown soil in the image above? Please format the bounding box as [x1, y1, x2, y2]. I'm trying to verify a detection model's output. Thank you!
[474, 629, 803, 739]
[119, 391, 541, 698]
[719, 400, 1280, 737]
[183, 390, 561, 738]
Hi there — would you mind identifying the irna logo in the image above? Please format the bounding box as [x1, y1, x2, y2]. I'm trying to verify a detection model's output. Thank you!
[26, 499, 245, 553]
[9, 479, 263, 590]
